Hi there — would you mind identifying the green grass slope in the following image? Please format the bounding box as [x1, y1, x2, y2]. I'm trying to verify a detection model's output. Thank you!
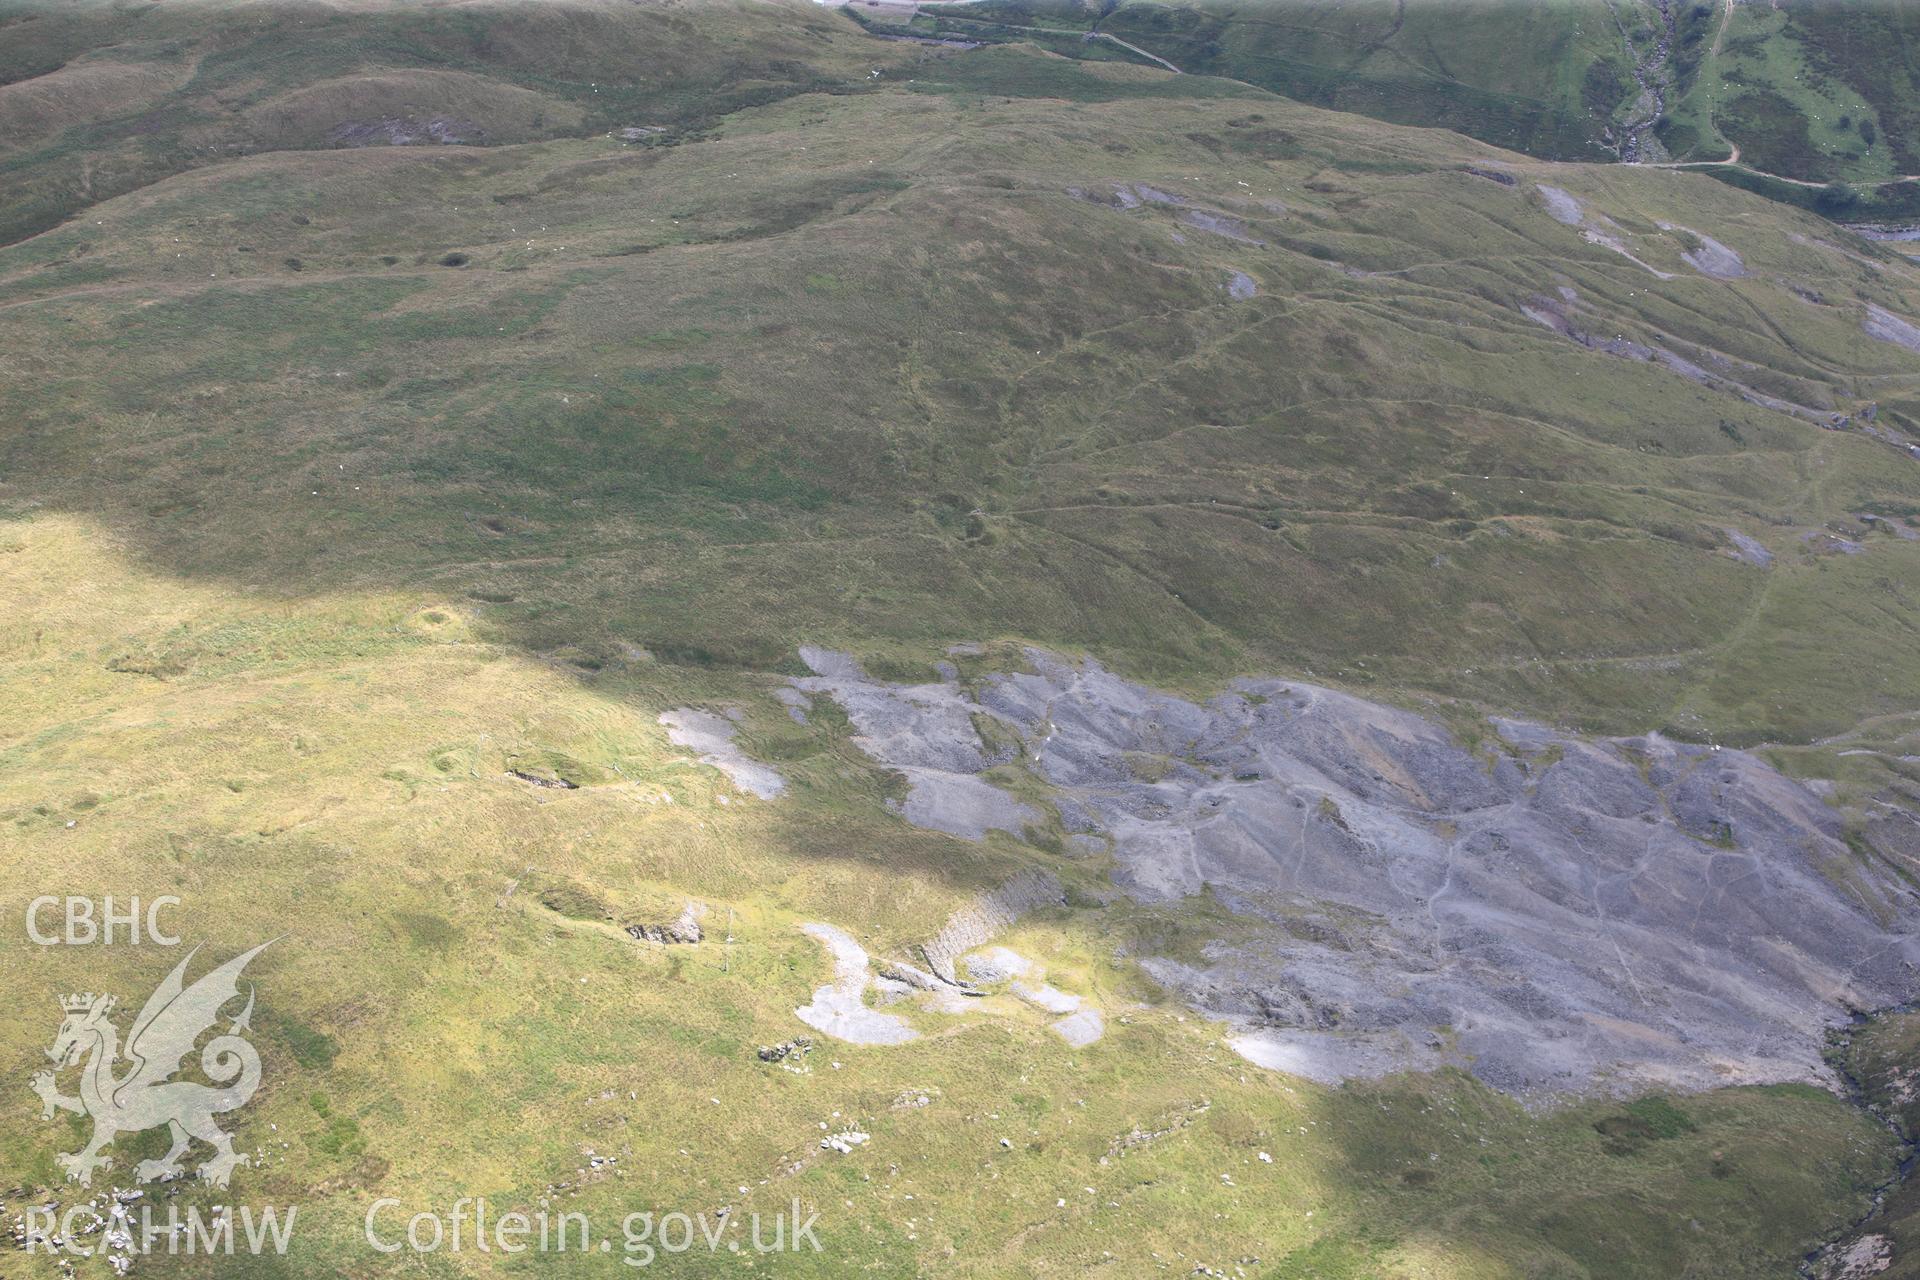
[1662, 0, 1920, 184]
[926, 0, 1645, 160]
[6, 44, 1920, 741]
[0, 0, 909, 248]
[925, 0, 1920, 201]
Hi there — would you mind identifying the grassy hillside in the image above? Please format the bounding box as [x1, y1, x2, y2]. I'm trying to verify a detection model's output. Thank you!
[924, 0, 1644, 160]
[7, 45, 1920, 743]
[3, 7, 1920, 1278]
[1659, 0, 1920, 183]
[0, 0, 908, 248]
[922, 0, 1920, 199]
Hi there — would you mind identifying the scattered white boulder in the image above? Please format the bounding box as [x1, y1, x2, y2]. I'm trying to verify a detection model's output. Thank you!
[820, 1130, 869, 1154]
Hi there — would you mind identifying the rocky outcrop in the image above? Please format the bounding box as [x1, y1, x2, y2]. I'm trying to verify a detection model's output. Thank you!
[625, 902, 704, 945]
[756, 1037, 812, 1063]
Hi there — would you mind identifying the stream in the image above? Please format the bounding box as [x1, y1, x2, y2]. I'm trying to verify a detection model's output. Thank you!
[1800, 1003, 1920, 1279]
[1608, 0, 1676, 163]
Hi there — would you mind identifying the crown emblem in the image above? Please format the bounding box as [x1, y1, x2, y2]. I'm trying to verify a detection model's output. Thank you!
[35, 942, 271, 1190]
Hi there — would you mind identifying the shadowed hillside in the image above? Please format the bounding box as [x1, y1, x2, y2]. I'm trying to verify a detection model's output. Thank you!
[7, 46, 1920, 742]
[0, 0, 907, 246]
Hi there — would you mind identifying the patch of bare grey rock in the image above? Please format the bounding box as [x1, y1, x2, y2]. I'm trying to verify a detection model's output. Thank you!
[718, 647, 1919, 1101]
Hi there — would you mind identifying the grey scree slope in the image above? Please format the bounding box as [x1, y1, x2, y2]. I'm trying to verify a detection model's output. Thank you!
[777, 648, 1920, 1097]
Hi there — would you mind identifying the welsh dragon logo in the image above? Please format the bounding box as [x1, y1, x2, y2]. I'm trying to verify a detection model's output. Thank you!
[30, 942, 271, 1189]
